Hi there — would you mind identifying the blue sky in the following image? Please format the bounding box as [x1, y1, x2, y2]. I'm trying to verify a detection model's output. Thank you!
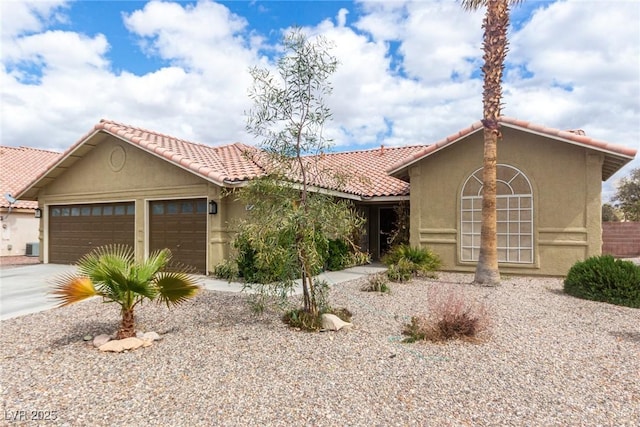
[1, 0, 639, 200]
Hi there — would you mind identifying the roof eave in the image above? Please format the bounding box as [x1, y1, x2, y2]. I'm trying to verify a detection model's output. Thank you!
[15, 129, 104, 201]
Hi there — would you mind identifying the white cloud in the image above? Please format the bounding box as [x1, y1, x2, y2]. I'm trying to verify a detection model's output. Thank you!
[0, 0, 69, 39]
[0, 0, 637, 196]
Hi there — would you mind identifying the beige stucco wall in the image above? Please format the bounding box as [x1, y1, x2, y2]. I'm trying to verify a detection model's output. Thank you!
[408, 127, 603, 276]
[0, 209, 40, 257]
[35, 134, 247, 272]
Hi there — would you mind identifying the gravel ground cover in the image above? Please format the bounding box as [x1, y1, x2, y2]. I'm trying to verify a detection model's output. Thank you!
[1, 272, 639, 426]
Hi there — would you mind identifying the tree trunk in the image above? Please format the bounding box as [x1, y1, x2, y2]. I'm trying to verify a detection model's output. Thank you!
[475, 128, 500, 285]
[117, 308, 136, 339]
[474, 0, 509, 286]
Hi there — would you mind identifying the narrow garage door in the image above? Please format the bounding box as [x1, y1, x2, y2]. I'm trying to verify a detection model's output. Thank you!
[49, 202, 135, 264]
[149, 199, 207, 273]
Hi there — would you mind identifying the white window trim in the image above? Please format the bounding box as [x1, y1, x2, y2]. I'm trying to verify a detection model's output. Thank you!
[460, 165, 534, 264]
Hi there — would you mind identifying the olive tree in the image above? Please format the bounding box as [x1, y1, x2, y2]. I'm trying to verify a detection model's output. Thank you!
[238, 29, 363, 326]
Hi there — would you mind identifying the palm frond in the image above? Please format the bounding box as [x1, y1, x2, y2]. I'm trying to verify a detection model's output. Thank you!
[98, 263, 157, 304]
[50, 274, 97, 307]
[154, 272, 200, 308]
[76, 244, 133, 283]
[135, 248, 171, 282]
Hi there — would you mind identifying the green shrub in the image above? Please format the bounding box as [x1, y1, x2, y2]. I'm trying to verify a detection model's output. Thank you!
[234, 230, 301, 284]
[564, 255, 640, 308]
[234, 230, 342, 284]
[212, 260, 239, 281]
[348, 251, 371, 267]
[386, 258, 414, 282]
[326, 239, 350, 271]
[361, 273, 390, 293]
[382, 244, 441, 282]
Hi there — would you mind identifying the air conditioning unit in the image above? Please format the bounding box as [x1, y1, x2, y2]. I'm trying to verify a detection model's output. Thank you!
[26, 242, 39, 257]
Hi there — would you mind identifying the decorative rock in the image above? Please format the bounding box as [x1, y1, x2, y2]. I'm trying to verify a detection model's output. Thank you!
[321, 313, 352, 331]
[141, 331, 161, 342]
[93, 334, 112, 348]
[98, 337, 148, 353]
[83, 335, 93, 341]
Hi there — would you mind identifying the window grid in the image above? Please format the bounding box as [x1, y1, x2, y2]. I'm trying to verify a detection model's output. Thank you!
[460, 165, 533, 264]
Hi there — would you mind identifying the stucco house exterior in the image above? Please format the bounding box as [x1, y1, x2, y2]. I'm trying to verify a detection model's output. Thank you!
[389, 117, 637, 276]
[15, 120, 423, 273]
[16, 117, 636, 276]
[0, 146, 61, 258]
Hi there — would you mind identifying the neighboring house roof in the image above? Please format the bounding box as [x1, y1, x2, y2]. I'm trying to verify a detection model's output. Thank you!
[16, 119, 420, 201]
[0, 146, 62, 209]
[388, 117, 637, 181]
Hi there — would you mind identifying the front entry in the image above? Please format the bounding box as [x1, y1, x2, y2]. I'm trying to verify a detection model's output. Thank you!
[379, 207, 397, 257]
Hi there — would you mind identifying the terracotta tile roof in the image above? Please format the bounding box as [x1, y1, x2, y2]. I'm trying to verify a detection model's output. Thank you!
[19, 116, 633, 202]
[0, 146, 61, 209]
[388, 116, 637, 181]
[96, 120, 265, 183]
[17, 120, 422, 200]
[298, 146, 426, 197]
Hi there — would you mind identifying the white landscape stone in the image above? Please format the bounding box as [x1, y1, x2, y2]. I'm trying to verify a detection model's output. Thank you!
[92, 334, 112, 348]
[321, 313, 352, 331]
[98, 337, 149, 353]
[141, 331, 161, 342]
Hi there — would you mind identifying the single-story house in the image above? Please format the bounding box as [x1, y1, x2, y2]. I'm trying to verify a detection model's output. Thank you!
[0, 146, 61, 257]
[389, 117, 636, 276]
[16, 117, 636, 276]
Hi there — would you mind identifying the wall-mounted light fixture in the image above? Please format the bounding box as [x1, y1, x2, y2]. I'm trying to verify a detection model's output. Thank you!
[34, 208, 42, 218]
[208, 200, 218, 215]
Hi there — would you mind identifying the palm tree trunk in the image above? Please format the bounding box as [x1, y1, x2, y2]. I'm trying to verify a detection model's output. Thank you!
[475, 127, 500, 285]
[474, 0, 510, 286]
[117, 308, 136, 339]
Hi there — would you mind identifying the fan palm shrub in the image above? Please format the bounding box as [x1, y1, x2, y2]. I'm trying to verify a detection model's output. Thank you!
[51, 245, 200, 339]
[382, 244, 442, 281]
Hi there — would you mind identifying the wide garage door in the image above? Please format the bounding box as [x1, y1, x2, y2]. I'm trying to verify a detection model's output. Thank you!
[149, 199, 207, 273]
[49, 202, 135, 264]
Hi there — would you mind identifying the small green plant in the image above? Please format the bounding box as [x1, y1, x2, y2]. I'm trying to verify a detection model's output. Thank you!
[564, 255, 640, 308]
[349, 251, 371, 267]
[386, 258, 415, 282]
[382, 244, 441, 282]
[402, 285, 489, 343]
[212, 260, 239, 281]
[361, 273, 390, 293]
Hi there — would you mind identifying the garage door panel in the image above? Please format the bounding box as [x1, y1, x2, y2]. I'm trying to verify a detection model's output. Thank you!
[150, 199, 206, 273]
[49, 202, 135, 265]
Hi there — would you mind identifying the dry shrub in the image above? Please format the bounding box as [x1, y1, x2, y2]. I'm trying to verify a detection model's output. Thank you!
[403, 284, 490, 343]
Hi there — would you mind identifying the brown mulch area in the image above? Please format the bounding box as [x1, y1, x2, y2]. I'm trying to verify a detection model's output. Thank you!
[0, 255, 41, 267]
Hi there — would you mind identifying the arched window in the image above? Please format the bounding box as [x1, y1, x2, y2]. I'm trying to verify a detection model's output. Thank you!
[461, 165, 533, 264]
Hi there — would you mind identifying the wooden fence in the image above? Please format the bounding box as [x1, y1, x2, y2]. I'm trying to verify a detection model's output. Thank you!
[602, 222, 640, 257]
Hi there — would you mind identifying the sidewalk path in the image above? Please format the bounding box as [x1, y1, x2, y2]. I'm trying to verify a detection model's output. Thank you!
[201, 264, 387, 293]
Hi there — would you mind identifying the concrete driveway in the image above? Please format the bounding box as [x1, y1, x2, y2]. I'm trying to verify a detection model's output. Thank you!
[0, 264, 76, 320]
[0, 263, 387, 321]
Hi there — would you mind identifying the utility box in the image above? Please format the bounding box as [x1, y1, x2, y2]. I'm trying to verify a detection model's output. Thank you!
[26, 242, 39, 257]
